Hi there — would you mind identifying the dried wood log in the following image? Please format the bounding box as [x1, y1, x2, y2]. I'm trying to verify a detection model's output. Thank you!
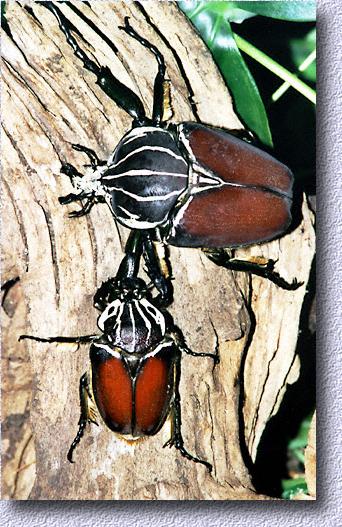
[1, 1, 315, 500]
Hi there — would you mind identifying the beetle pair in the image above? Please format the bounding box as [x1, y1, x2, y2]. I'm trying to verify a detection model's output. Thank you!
[21, 3, 301, 471]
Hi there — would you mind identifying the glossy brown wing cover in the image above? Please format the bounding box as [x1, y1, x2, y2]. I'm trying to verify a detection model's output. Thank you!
[134, 349, 175, 436]
[168, 123, 294, 248]
[92, 354, 133, 435]
[183, 124, 293, 195]
[91, 343, 175, 437]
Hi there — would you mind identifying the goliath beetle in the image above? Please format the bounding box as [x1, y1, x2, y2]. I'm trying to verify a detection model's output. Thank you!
[20, 232, 217, 471]
[41, 3, 300, 292]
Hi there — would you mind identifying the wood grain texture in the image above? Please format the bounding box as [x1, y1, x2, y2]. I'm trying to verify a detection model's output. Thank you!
[1, 1, 315, 500]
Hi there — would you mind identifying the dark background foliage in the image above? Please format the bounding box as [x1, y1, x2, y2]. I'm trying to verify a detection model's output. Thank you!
[179, 0, 316, 499]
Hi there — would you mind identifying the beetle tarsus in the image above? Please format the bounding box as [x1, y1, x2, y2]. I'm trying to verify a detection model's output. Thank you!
[163, 431, 212, 472]
[203, 249, 303, 290]
[70, 143, 106, 169]
[180, 344, 219, 365]
[60, 162, 83, 181]
[67, 372, 98, 463]
[168, 355, 213, 472]
[68, 197, 95, 218]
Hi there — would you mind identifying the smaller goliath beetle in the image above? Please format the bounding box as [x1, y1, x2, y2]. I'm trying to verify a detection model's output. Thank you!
[41, 3, 301, 291]
[20, 232, 217, 471]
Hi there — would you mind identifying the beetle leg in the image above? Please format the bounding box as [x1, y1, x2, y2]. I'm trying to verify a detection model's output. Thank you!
[19, 334, 99, 344]
[119, 17, 166, 125]
[170, 328, 219, 365]
[60, 162, 83, 182]
[69, 143, 106, 170]
[179, 343, 219, 366]
[68, 197, 96, 218]
[94, 231, 143, 310]
[164, 354, 213, 472]
[142, 231, 174, 307]
[41, 2, 147, 124]
[203, 249, 303, 290]
[67, 372, 99, 463]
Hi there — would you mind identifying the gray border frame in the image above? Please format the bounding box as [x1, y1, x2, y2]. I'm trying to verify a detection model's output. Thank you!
[2, 0, 340, 523]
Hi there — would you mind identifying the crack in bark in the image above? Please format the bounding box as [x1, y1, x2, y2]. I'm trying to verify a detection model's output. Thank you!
[11, 433, 35, 499]
[269, 349, 299, 420]
[82, 76, 111, 123]
[23, 5, 43, 28]
[85, 213, 98, 286]
[204, 380, 215, 475]
[37, 203, 60, 306]
[238, 278, 255, 475]
[2, 58, 55, 115]
[249, 330, 281, 452]
[65, 1, 119, 54]
[2, 130, 30, 273]
[2, 69, 64, 165]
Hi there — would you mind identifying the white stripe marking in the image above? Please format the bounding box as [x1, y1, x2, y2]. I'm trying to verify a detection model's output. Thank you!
[108, 145, 187, 169]
[92, 342, 121, 359]
[134, 299, 152, 341]
[110, 187, 182, 202]
[141, 299, 166, 335]
[116, 209, 166, 229]
[121, 126, 173, 145]
[102, 169, 188, 181]
[128, 303, 136, 350]
[97, 299, 122, 332]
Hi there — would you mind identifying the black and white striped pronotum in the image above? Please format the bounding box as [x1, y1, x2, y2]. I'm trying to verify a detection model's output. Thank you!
[47, 5, 296, 253]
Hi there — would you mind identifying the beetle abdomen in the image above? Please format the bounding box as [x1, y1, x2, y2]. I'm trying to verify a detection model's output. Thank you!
[102, 127, 188, 228]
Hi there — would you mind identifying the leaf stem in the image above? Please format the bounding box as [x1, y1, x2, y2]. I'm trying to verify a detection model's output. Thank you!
[233, 33, 316, 104]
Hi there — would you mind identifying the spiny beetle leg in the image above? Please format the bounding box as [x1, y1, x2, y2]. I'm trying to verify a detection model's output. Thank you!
[60, 162, 83, 182]
[41, 2, 146, 124]
[203, 249, 303, 290]
[142, 231, 174, 307]
[67, 372, 98, 463]
[164, 354, 212, 472]
[70, 143, 106, 170]
[58, 191, 97, 218]
[93, 231, 143, 310]
[180, 343, 219, 366]
[19, 334, 99, 344]
[68, 197, 95, 218]
[119, 17, 166, 125]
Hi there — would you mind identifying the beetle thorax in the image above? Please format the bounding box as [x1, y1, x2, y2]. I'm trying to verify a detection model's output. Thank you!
[100, 126, 189, 229]
[97, 295, 166, 354]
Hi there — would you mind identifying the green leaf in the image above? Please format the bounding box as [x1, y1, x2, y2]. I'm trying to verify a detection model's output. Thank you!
[178, 1, 273, 146]
[288, 414, 312, 450]
[178, 1, 256, 24]
[282, 477, 308, 499]
[232, 1, 316, 22]
[1, 0, 7, 22]
[290, 29, 316, 83]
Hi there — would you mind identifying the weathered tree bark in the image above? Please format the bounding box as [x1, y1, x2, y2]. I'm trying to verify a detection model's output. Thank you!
[1, 1, 315, 500]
